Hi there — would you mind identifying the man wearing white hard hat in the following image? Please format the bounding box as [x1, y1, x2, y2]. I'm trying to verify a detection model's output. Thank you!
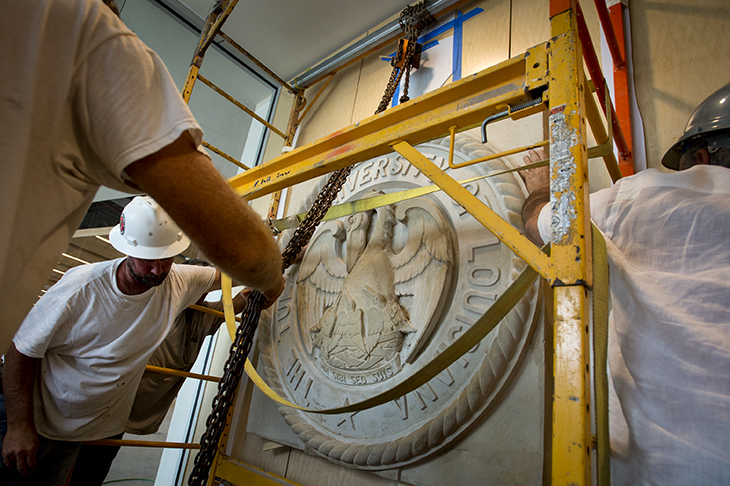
[0, 196, 236, 484]
[521, 82, 730, 484]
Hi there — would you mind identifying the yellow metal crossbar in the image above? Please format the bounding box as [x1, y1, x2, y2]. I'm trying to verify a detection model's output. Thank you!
[197, 74, 287, 140]
[228, 46, 549, 199]
[391, 140, 550, 279]
[84, 439, 201, 449]
[202, 140, 249, 171]
[145, 364, 220, 383]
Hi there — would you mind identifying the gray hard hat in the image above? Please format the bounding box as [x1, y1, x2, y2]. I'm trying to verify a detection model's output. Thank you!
[662, 81, 730, 170]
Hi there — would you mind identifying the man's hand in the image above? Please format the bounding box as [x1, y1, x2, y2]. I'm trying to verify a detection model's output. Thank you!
[2, 422, 39, 475]
[520, 148, 550, 193]
[2, 344, 41, 475]
[260, 276, 285, 309]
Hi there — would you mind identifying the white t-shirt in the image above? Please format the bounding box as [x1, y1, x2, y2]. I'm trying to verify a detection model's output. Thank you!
[126, 301, 225, 435]
[13, 259, 216, 441]
[0, 0, 206, 354]
[538, 165, 730, 485]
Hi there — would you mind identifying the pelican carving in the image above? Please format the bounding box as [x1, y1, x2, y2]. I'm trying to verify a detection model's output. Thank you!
[296, 191, 455, 375]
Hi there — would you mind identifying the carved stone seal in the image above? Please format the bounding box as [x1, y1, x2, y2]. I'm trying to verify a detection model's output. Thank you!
[257, 133, 539, 469]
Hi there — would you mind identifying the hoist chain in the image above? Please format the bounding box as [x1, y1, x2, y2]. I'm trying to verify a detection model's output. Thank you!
[188, 4, 432, 485]
[188, 290, 264, 484]
[188, 168, 352, 486]
[375, 1, 433, 113]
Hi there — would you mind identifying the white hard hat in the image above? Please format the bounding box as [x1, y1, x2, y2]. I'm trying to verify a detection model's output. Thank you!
[109, 196, 190, 259]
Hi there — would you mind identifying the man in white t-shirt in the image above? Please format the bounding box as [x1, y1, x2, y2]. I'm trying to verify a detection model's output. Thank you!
[0, 197, 240, 484]
[0, 0, 284, 360]
[68, 260, 250, 485]
[521, 83, 730, 485]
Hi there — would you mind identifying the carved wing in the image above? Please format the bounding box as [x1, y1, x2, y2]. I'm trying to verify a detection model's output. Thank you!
[296, 220, 348, 353]
[390, 198, 455, 363]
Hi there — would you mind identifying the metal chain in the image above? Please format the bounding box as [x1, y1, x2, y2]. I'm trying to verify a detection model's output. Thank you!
[188, 291, 264, 484]
[281, 166, 352, 270]
[376, 1, 433, 113]
[188, 4, 432, 484]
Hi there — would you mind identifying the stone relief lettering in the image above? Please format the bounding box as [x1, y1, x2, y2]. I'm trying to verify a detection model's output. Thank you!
[276, 296, 291, 322]
[438, 341, 470, 369]
[462, 290, 498, 315]
[435, 368, 455, 387]
[414, 384, 438, 410]
[302, 378, 313, 401]
[337, 412, 358, 430]
[336, 154, 452, 203]
[466, 239, 500, 262]
[374, 157, 389, 180]
[360, 161, 375, 184]
[350, 375, 367, 385]
[372, 365, 395, 383]
[392, 396, 408, 420]
[468, 265, 501, 287]
[345, 171, 358, 193]
[288, 362, 306, 390]
[277, 324, 290, 342]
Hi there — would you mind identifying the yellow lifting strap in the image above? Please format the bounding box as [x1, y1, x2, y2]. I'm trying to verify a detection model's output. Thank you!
[218, 230, 609, 481]
[220, 253, 541, 415]
[212, 225, 611, 480]
[592, 223, 610, 486]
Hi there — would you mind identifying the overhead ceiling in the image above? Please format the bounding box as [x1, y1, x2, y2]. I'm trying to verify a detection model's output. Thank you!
[175, 0, 415, 83]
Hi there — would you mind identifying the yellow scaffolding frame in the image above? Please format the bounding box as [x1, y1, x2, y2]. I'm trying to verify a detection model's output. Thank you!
[128, 0, 625, 484]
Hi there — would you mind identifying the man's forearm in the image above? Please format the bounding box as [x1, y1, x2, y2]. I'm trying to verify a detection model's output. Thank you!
[2, 344, 41, 474]
[520, 149, 550, 246]
[124, 132, 284, 298]
[522, 188, 549, 246]
[3, 344, 38, 430]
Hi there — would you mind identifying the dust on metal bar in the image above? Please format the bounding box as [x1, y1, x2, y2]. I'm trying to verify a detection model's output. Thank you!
[182, 0, 239, 103]
[84, 438, 201, 449]
[145, 364, 221, 383]
[298, 74, 336, 125]
[197, 74, 287, 140]
[201, 141, 249, 171]
[217, 30, 296, 94]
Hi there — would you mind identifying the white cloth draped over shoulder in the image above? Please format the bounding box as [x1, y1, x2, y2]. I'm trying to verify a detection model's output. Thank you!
[538, 165, 730, 485]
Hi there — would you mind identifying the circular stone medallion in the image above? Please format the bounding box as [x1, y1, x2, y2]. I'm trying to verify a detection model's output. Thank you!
[257, 134, 540, 469]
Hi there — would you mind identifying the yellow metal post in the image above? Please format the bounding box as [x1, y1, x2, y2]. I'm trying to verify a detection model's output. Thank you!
[549, 1, 592, 485]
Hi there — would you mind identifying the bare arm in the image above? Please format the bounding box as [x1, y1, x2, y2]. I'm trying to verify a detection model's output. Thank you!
[124, 132, 284, 305]
[2, 344, 40, 475]
[520, 149, 550, 246]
